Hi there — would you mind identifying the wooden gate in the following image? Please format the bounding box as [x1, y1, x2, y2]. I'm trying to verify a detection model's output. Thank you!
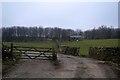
[3, 43, 57, 60]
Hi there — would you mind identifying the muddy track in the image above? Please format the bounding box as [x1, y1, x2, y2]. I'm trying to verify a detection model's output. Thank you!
[3, 54, 120, 78]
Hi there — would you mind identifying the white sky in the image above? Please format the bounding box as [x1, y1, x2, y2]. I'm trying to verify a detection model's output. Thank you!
[1, 0, 119, 31]
[1, 0, 120, 2]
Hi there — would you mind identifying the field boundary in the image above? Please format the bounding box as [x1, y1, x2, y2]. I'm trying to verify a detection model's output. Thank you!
[89, 47, 120, 65]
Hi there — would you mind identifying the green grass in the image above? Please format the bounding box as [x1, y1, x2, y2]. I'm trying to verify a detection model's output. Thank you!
[3, 41, 54, 48]
[3, 39, 120, 55]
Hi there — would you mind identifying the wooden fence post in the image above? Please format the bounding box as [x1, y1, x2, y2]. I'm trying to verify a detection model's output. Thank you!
[10, 43, 14, 60]
[52, 48, 57, 61]
[10, 43, 13, 54]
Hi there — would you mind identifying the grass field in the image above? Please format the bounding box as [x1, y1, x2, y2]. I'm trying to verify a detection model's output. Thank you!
[3, 39, 120, 55]
[3, 41, 54, 47]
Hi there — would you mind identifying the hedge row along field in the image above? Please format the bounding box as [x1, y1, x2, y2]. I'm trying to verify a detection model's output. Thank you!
[60, 45, 80, 56]
[89, 47, 120, 64]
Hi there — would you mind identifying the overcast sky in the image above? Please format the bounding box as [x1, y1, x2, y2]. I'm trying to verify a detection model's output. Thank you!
[2, 2, 118, 31]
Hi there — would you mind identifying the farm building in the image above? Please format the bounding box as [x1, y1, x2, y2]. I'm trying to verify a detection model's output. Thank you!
[70, 35, 83, 41]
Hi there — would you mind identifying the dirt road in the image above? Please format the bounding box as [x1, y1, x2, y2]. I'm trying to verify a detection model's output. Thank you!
[3, 54, 120, 78]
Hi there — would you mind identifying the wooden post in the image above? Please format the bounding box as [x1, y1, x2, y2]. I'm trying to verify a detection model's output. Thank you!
[10, 43, 13, 54]
[10, 43, 14, 60]
[77, 47, 80, 56]
[52, 48, 57, 61]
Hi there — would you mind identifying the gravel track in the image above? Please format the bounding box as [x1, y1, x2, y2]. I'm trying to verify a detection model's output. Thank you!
[3, 53, 120, 78]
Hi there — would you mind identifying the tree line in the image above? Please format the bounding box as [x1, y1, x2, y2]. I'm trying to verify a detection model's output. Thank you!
[84, 25, 120, 39]
[2, 25, 120, 42]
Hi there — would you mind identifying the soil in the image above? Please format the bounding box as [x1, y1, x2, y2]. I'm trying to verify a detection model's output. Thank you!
[3, 53, 120, 78]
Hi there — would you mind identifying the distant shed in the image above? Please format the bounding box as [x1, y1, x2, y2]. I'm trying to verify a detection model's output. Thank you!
[70, 35, 83, 41]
